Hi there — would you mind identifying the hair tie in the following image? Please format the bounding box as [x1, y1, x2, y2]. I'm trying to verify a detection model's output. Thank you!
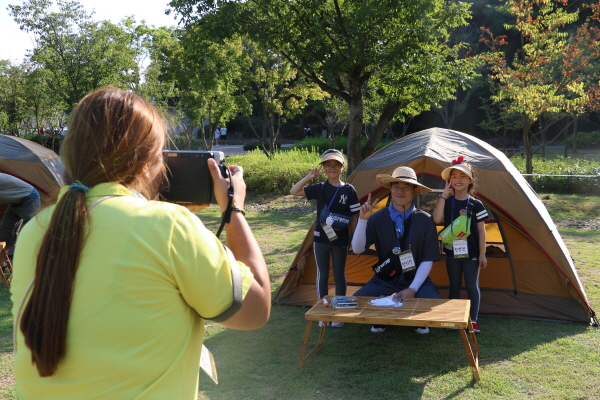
[68, 181, 90, 193]
[452, 156, 464, 165]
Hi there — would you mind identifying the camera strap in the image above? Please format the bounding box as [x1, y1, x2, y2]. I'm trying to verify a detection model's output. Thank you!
[215, 165, 234, 238]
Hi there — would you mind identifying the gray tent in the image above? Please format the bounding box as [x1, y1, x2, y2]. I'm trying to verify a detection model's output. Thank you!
[0, 135, 65, 196]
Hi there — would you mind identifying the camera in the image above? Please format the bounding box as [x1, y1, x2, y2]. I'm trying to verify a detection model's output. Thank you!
[160, 150, 229, 204]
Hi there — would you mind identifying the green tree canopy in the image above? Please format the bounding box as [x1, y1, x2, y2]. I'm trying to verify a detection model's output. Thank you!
[168, 0, 480, 173]
[480, 0, 600, 178]
[10, 0, 142, 111]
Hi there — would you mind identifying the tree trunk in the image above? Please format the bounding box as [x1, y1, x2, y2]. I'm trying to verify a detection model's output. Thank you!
[540, 121, 546, 159]
[522, 114, 534, 185]
[572, 116, 578, 153]
[346, 91, 364, 175]
[362, 99, 401, 160]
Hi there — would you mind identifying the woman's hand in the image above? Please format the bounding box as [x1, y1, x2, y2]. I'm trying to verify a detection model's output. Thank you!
[209, 159, 246, 213]
[359, 193, 379, 220]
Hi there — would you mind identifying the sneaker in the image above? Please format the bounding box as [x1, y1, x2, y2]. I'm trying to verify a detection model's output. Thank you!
[415, 327, 429, 334]
[471, 321, 480, 333]
[331, 321, 344, 328]
[371, 325, 386, 333]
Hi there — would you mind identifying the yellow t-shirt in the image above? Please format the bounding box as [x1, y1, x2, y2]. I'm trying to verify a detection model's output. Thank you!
[11, 183, 254, 399]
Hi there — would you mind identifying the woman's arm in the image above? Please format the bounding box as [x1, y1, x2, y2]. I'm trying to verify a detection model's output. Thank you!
[208, 160, 271, 330]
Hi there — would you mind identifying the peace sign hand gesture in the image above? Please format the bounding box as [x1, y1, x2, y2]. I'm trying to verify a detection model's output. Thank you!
[359, 193, 379, 220]
[306, 167, 324, 180]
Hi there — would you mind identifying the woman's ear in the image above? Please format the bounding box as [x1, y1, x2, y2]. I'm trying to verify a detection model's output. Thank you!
[142, 164, 150, 179]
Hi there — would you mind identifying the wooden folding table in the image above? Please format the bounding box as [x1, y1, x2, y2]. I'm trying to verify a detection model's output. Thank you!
[0, 242, 13, 289]
[298, 296, 481, 381]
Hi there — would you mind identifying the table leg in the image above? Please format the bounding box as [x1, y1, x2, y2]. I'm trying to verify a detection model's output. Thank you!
[0, 246, 12, 289]
[459, 320, 481, 381]
[297, 320, 327, 370]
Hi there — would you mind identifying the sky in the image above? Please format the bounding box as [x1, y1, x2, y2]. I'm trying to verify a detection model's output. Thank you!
[0, 0, 181, 63]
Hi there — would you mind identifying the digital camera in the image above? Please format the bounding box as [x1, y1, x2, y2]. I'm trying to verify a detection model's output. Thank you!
[160, 150, 228, 204]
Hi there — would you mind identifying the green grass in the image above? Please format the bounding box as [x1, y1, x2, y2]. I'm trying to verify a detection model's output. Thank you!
[539, 193, 600, 220]
[0, 279, 13, 400]
[1, 194, 599, 400]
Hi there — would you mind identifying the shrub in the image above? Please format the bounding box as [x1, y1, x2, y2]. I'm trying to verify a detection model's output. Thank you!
[291, 136, 393, 155]
[511, 156, 600, 195]
[21, 133, 63, 154]
[565, 131, 600, 149]
[243, 142, 281, 151]
[165, 135, 207, 150]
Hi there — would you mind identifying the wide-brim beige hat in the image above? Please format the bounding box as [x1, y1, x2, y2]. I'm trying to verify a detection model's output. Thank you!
[320, 149, 345, 165]
[376, 166, 432, 193]
[441, 163, 473, 181]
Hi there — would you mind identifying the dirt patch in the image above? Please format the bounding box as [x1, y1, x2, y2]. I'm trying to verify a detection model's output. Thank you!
[245, 194, 315, 215]
[554, 217, 600, 230]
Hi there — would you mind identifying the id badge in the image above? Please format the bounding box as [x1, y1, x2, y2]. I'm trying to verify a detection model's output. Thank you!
[453, 239, 469, 258]
[399, 249, 416, 272]
[321, 223, 338, 241]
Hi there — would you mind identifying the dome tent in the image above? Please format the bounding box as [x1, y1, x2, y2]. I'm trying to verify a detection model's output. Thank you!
[0, 134, 65, 196]
[275, 128, 596, 325]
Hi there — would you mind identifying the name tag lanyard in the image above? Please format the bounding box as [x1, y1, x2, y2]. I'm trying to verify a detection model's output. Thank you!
[320, 182, 341, 225]
[392, 211, 416, 272]
[324, 183, 341, 214]
[451, 196, 471, 258]
[392, 211, 413, 254]
[320, 183, 341, 241]
[450, 195, 471, 232]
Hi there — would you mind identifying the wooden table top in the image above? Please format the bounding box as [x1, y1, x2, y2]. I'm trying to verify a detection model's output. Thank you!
[305, 297, 471, 329]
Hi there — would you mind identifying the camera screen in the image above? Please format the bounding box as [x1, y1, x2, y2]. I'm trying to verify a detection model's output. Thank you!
[160, 150, 224, 204]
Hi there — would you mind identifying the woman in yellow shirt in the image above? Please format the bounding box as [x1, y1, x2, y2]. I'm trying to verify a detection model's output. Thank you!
[11, 87, 270, 399]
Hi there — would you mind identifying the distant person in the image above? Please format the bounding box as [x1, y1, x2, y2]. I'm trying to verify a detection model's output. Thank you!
[433, 158, 488, 333]
[290, 149, 359, 327]
[352, 166, 441, 334]
[0, 173, 40, 259]
[214, 127, 221, 146]
[220, 126, 227, 144]
[11, 87, 270, 399]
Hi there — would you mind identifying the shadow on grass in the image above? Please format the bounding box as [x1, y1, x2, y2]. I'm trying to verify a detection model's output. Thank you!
[199, 211, 314, 261]
[198, 304, 589, 400]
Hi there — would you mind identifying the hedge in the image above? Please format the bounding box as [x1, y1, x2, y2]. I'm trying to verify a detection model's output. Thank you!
[511, 156, 600, 195]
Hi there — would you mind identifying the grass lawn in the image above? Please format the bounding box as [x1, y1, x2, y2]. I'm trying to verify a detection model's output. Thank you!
[0, 194, 599, 400]
[514, 146, 600, 161]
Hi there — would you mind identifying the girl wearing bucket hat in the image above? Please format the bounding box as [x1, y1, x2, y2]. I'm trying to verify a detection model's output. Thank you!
[290, 149, 360, 327]
[433, 157, 488, 333]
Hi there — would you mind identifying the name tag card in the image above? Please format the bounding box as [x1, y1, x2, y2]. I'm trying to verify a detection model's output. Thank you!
[321, 223, 338, 241]
[200, 345, 218, 384]
[399, 250, 416, 272]
[453, 239, 469, 258]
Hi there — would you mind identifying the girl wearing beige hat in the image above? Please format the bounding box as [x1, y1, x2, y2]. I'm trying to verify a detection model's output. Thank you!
[433, 157, 488, 333]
